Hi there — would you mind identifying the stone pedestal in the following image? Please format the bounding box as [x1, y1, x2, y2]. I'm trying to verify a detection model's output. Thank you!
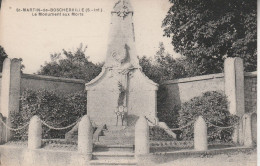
[135, 116, 149, 156]
[0, 58, 21, 141]
[194, 116, 208, 151]
[243, 114, 253, 147]
[78, 115, 93, 160]
[28, 116, 42, 149]
[251, 113, 257, 144]
[224, 57, 245, 117]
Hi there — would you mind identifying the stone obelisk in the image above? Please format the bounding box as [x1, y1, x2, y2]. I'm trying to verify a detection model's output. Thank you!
[86, 0, 158, 127]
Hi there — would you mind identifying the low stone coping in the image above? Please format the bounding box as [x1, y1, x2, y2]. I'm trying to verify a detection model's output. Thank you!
[163, 73, 224, 85]
[21, 74, 85, 84]
[151, 146, 252, 155]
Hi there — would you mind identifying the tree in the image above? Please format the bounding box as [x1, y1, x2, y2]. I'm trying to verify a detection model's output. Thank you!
[139, 42, 187, 84]
[0, 45, 8, 72]
[163, 0, 257, 75]
[37, 44, 102, 82]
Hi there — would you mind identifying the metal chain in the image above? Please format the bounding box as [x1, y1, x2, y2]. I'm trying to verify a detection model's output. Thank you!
[145, 116, 243, 131]
[145, 116, 195, 131]
[205, 121, 239, 129]
[145, 116, 157, 126]
[205, 111, 257, 129]
[0, 118, 29, 131]
[40, 118, 80, 130]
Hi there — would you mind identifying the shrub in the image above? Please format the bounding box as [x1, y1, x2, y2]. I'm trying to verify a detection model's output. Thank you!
[178, 91, 239, 142]
[10, 89, 87, 140]
[149, 126, 175, 141]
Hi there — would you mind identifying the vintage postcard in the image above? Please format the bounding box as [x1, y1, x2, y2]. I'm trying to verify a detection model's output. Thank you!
[0, 0, 257, 165]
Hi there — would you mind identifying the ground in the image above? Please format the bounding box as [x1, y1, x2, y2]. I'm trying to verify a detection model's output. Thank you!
[158, 148, 257, 166]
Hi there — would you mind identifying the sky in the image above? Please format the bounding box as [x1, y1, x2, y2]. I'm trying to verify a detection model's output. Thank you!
[0, 0, 180, 74]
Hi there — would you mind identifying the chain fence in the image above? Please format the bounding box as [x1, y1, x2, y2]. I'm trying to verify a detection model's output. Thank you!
[0, 117, 29, 131]
[0, 116, 81, 132]
[40, 118, 81, 130]
[0, 111, 256, 140]
[145, 114, 251, 132]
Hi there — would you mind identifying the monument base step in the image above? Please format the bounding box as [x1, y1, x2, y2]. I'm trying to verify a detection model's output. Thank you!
[94, 144, 134, 152]
[90, 158, 137, 166]
[92, 151, 135, 160]
[99, 135, 135, 144]
[95, 125, 135, 145]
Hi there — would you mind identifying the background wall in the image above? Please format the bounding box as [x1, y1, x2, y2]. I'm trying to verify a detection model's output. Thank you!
[0, 73, 2, 108]
[160, 73, 225, 112]
[161, 72, 257, 114]
[21, 74, 85, 94]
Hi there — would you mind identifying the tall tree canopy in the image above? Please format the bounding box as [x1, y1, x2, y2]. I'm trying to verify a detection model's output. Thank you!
[139, 42, 187, 83]
[38, 44, 102, 82]
[0, 45, 8, 72]
[163, 0, 257, 74]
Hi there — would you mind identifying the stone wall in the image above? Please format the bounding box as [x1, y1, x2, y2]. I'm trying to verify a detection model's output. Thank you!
[161, 71, 257, 115]
[244, 72, 257, 113]
[0, 73, 85, 112]
[21, 74, 85, 94]
[161, 73, 225, 111]
[0, 58, 86, 121]
[0, 73, 2, 107]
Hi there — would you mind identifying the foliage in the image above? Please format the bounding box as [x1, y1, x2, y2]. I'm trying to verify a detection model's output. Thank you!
[139, 42, 188, 84]
[163, 0, 257, 74]
[37, 43, 102, 82]
[149, 126, 175, 141]
[0, 45, 8, 72]
[10, 89, 87, 140]
[178, 91, 239, 142]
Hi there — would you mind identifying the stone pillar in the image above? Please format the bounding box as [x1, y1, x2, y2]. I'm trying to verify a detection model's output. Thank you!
[224, 57, 245, 117]
[0, 58, 21, 141]
[243, 114, 253, 147]
[194, 116, 208, 151]
[251, 113, 257, 144]
[78, 115, 93, 160]
[28, 116, 42, 149]
[238, 119, 244, 145]
[0, 113, 6, 144]
[135, 116, 149, 156]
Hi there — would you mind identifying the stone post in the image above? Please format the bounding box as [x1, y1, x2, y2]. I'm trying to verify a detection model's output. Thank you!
[224, 57, 245, 144]
[0, 113, 5, 144]
[28, 116, 42, 149]
[238, 119, 244, 145]
[0, 58, 21, 141]
[251, 113, 257, 144]
[243, 114, 253, 147]
[194, 116, 208, 151]
[135, 116, 149, 156]
[224, 57, 245, 117]
[78, 115, 93, 160]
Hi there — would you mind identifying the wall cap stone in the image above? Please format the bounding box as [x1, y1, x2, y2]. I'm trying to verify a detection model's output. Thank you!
[163, 73, 224, 85]
[244, 71, 257, 77]
[21, 74, 85, 84]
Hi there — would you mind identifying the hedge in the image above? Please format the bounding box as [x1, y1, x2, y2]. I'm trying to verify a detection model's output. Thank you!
[10, 89, 87, 140]
[178, 91, 239, 142]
